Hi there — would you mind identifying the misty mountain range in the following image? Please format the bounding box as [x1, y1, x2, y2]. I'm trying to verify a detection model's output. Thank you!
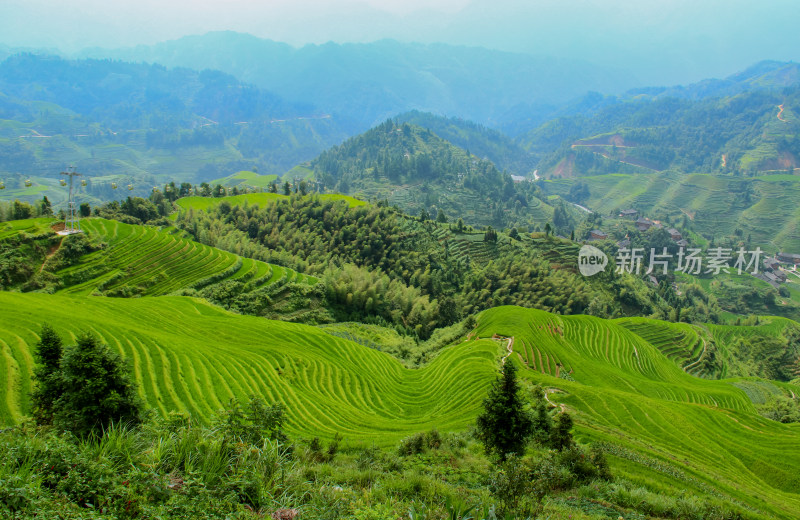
[0, 31, 799, 200]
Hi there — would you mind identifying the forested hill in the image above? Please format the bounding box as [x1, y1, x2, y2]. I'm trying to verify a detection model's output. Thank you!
[524, 83, 800, 177]
[0, 54, 348, 197]
[393, 111, 538, 176]
[309, 119, 566, 230]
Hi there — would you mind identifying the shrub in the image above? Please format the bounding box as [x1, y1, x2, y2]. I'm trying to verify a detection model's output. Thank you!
[215, 395, 288, 447]
[548, 412, 574, 451]
[398, 429, 444, 456]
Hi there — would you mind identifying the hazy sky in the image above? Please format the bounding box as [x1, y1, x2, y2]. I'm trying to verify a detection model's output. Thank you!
[2, 0, 799, 85]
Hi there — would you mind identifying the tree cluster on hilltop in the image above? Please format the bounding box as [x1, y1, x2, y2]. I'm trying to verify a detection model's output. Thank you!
[309, 119, 554, 230]
[174, 193, 712, 337]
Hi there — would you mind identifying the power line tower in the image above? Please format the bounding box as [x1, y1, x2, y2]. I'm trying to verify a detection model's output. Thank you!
[59, 167, 83, 235]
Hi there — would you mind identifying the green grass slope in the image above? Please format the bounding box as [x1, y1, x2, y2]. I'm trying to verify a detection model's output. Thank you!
[207, 170, 279, 188]
[173, 192, 366, 215]
[0, 292, 499, 441]
[474, 306, 800, 519]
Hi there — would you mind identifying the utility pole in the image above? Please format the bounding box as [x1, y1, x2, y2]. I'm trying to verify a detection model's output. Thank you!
[59, 167, 83, 235]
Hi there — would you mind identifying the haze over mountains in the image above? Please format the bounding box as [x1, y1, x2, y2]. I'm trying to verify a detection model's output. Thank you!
[3, 0, 799, 86]
[76, 32, 634, 131]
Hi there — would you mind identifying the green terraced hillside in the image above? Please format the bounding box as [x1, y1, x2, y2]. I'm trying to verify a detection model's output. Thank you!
[0, 217, 54, 240]
[0, 217, 325, 321]
[615, 318, 721, 378]
[0, 292, 499, 441]
[474, 306, 800, 519]
[546, 171, 800, 251]
[56, 218, 317, 298]
[0, 295, 798, 515]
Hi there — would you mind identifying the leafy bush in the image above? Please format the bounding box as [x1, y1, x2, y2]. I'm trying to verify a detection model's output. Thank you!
[214, 395, 288, 448]
[397, 429, 443, 456]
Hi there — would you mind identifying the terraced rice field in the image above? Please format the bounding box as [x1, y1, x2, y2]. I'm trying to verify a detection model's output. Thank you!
[208, 170, 279, 189]
[473, 306, 800, 518]
[0, 292, 499, 441]
[1, 291, 799, 515]
[0, 217, 54, 239]
[615, 318, 714, 377]
[54, 218, 315, 296]
[545, 171, 800, 251]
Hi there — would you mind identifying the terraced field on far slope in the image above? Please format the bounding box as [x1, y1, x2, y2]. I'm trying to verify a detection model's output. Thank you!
[545, 171, 800, 252]
[172, 192, 366, 216]
[55, 218, 315, 297]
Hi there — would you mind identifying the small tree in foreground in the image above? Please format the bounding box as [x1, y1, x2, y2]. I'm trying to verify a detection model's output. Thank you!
[475, 361, 533, 461]
[31, 324, 63, 424]
[40, 331, 145, 437]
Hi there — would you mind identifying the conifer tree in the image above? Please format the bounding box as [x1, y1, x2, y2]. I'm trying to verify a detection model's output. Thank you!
[38, 331, 145, 437]
[530, 384, 552, 444]
[31, 324, 63, 424]
[476, 361, 533, 460]
[548, 412, 574, 451]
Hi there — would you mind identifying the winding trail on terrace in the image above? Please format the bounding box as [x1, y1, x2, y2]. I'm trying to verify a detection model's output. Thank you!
[545, 388, 567, 413]
[777, 104, 788, 123]
[38, 236, 64, 274]
[499, 336, 514, 365]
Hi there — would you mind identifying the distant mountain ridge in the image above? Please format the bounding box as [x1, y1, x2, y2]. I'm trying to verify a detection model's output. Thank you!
[626, 60, 800, 101]
[76, 31, 637, 132]
[0, 53, 348, 201]
[307, 119, 574, 230]
[394, 111, 538, 175]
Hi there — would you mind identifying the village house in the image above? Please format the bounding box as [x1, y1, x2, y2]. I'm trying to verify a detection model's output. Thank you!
[764, 257, 781, 271]
[668, 228, 682, 241]
[589, 229, 608, 240]
[616, 238, 631, 248]
[777, 252, 800, 264]
[754, 272, 779, 289]
[636, 218, 653, 232]
[676, 239, 689, 248]
[619, 209, 638, 219]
